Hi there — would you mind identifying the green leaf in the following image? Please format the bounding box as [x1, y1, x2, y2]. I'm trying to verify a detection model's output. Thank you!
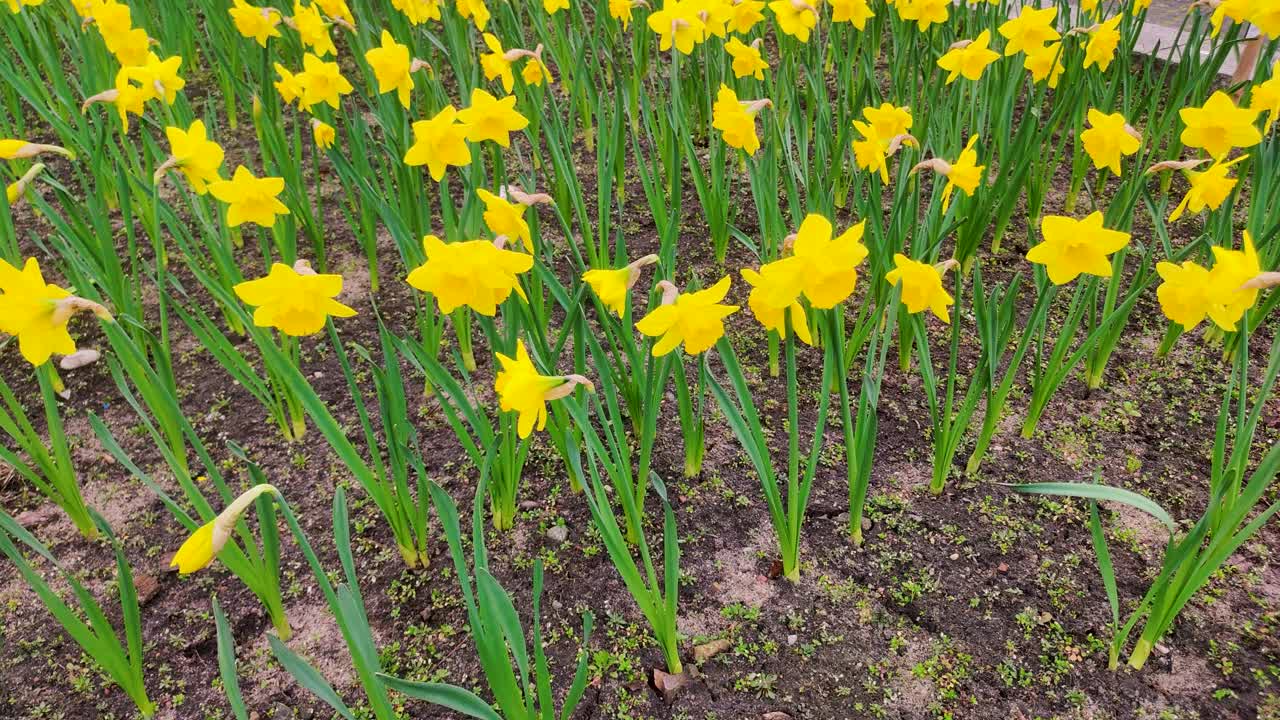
[1012, 482, 1175, 533]
[377, 675, 503, 720]
[268, 635, 355, 720]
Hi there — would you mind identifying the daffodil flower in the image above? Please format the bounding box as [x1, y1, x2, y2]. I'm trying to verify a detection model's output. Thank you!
[365, 30, 427, 109]
[315, 0, 354, 25]
[297, 53, 352, 110]
[937, 31, 1000, 84]
[851, 121, 916, 184]
[1024, 42, 1065, 88]
[289, 1, 336, 56]
[711, 84, 770, 156]
[1179, 91, 1262, 160]
[0, 256, 113, 367]
[728, 0, 765, 32]
[725, 37, 768, 80]
[1025, 212, 1131, 285]
[405, 235, 533, 315]
[740, 263, 812, 345]
[456, 88, 529, 148]
[647, 1, 705, 55]
[769, 0, 818, 41]
[5, 0, 44, 14]
[1147, 155, 1248, 222]
[912, 135, 985, 212]
[1204, 232, 1262, 331]
[208, 165, 291, 228]
[0, 139, 73, 161]
[228, 0, 282, 46]
[1080, 109, 1142, 176]
[543, 0, 569, 13]
[391, 0, 441, 24]
[455, 0, 491, 30]
[830, 0, 873, 29]
[273, 63, 304, 106]
[311, 119, 336, 150]
[608, 0, 646, 27]
[4, 162, 45, 206]
[636, 277, 738, 356]
[998, 5, 1059, 56]
[1155, 260, 1214, 330]
[1081, 15, 1122, 73]
[771, 214, 870, 309]
[154, 120, 224, 194]
[234, 260, 356, 336]
[582, 254, 659, 316]
[403, 105, 472, 181]
[495, 340, 593, 438]
[886, 255, 957, 323]
[1250, 61, 1280, 133]
[895, 0, 949, 31]
[477, 186, 552, 249]
[170, 485, 278, 574]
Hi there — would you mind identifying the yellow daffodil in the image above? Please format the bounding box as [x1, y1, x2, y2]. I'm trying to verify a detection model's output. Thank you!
[543, 0, 568, 13]
[4, 163, 44, 205]
[773, 214, 870, 309]
[740, 264, 812, 345]
[274, 63, 304, 106]
[521, 55, 554, 86]
[1180, 91, 1262, 160]
[913, 136, 984, 212]
[1083, 15, 1122, 73]
[479, 34, 516, 92]
[208, 166, 290, 228]
[830, 0, 873, 28]
[1024, 42, 1065, 88]
[712, 84, 770, 156]
[392, 0, 441, 24]
[582, 254, 659, 316]
[648, 1, 705, 55]
[1080, 109, 1141, 176]
[0, 140, 72, 161]
[1251, 4, 1280, 37]
[0, 257, 113, 366]
[157, 120, 224, 194]
[315, 0, 354, 25]
[1131, 0, 1151, 15]
[769, 0, 817, 42]
[693, 0, 734, 38]
[365, 30, 418, 108]
[457, 89, 529, 148]
[728, 0, 765, 32]
[312, 119, 336, 149]
[726, 37, 768, 80]
[170, 485, 278, 575]
[896, 0, 948, 31]
[1025, 212, 1131, 285]
[864, 103, 913, 139]
[297, 53, 352, 110]
[1251, 61, 1280, 133]
[635, 277, 739, 356]
[456, 0, 490, 30]
[885, 255, 956, 323]
[234, 261, 356, 336]
[292, 1, 336, 56]
[998, 5, 1059, 56]
[5, 0, 44, 13]
[405, 235, 533, 315]
[609, 0, 635, 27]
[938, 31, 1000, 84]
[495, 340, 593, 438]
[91, 2, 150, 66]
[1155, 260, 1213, 330]
[403, 105, 472, 181]
[229, 0, 282, 46]
[1164, 155, 1248, 222]
[851, 121, 916, 184]
[475, 186, 553, 249]
[1079, 0, 1099, 14]
[1209, 0, 1253, 37]
[1204, 232, 1261, 331]
[116, 52, 185, 109]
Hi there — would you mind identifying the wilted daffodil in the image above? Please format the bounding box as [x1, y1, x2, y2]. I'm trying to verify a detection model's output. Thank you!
[1155, 260, 1213, 330]
[405, 235, 533, 315]
[477, 186, 553, 249]
[456, 0, 491, 30]
[1025, 212, 1131, 285]
[886, 255, 956, 323]
[403, 105, 472, 181]
[495, 340, 593, 438]
[726, 37, 768, 80]
[769, 0, 818, 42]
[0, 139, 73, 161]
[1024, 42, 1065, 88]
[234, 261, 355, 336]
[291, 1, 336, 56]
[1080, 109, 1141, 176]
[1179, 91, 1262, 160]
[0, 257, 113, 367]
[998, 5, 1059, 56]
[896, 0, 949, 31]
[729, 0, 765, 32]
[648, 1, 705, 55]
[582, 254, 659, 316]
[773, 214, 870, 309]
[913, 136, 984, 212]
[155, 120, 224, 194]
[636, 277, 739, 356]
[365, 30, 427, 109]
[312, 119, 336, 149]
[229, 0, 282, 46]
[297, 53, 352, 110]
[740, 263, 812, 345]
[457, 89, 529, 148]
[1251, 61, 1280, 133]
[1150, 155, 1248, 222]
[170, 484, 278, 575]
[712, 85, 770, 156]
[830, 0, 873, 28]
[1082, 15, 1122, 72]
[208, 166, 290, 228]
[938, 31, 1000, 84]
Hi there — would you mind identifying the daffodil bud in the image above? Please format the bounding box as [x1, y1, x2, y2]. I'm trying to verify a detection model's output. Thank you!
[6, 162, 46, 205]
[656, 279, 680, 305]
[51, 296, 114, 325]
[0, 142, 74, 161]
[1145, 159, 1207, 176]
[81, 88, 120, 114]
[1241, 273, 1280, 291]
[544, 374, 595, 401]
[170, 484, 279, 575]
[625, 254, 660, 289]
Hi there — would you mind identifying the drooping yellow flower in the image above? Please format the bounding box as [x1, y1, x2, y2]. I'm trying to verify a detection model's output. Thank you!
[938, 31, 1000, 84]
[455, 0, 490, 30]
[635, 276, 739, 356]
[160, 120, 224, 194]
[392, 0, 440, 24]
[405, 235, 533, 315]
[885, 255, 955, 323]
[772, 214, 870, 309]
[830, 0, 873, 29]
[543, 0, 568, 14]
[312, 119, 336, 150]
[229, 0, 282, 46]
[582, 255, 659, 316]
[647, 1, 705, 55]
[365, 30, 415, 108]
[494, 340, 592, 438]
[0, 257, 112, 367]
[479, 34, 515, 93]
[292, 1, 336, 56]
[1025, 212, 1131, 285]
[1083, 15, 1122, 73]
[234, 262, 356, 336]
[852, 121, 892, 183]
[728, 0, 765, 32]
[1180, 91, 1262, 160]
[769, 0, 817, 42]
[476, 188, 533, 248]
[998, 5, 1059, 56]
[1155, 260, 1213, 330]
[913, 135, 985, 212]
[403, 105, 472, 181]
[1209, 0, 1254, 37]
[740, 264, 812, 345]
[1204, 232, 1261, 331]
[297, 53, 353, 110]
[1080, 109, 1141, 176]
[274, 63, 304, 106]
[896, 0, 948, 31]
[522, 57, 554, 86]
[1024, 42, 1065, 88]
[712, 84, 769, 156]
[456, 89, 529, 148]
[208, 166, 290, 228]
[725, 37, 768, 80]
[608, 0, 635, 27]
[170, 485, 278, 575]
[1251, 62, 1280, 133]
[4, 163, 44, 205]
[1167, 155, 1248, 222]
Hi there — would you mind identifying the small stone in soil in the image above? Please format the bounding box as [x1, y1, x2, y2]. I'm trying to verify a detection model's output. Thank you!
[547, 525, 569, 543]
[60, 348, 100, 370]
[693, 638, 732, 664]
[762, 713, 793, 720]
